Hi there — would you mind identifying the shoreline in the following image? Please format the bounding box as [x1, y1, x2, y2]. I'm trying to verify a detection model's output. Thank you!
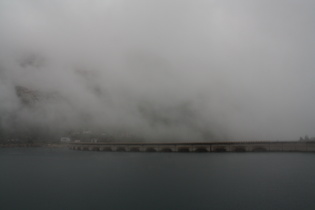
[0, 143, 69, 148]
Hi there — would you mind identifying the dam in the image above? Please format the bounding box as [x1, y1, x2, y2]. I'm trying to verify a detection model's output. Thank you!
[69, 141, 315, 152]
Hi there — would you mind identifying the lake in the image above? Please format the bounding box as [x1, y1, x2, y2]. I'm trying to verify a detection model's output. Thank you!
[1, 148, 315, 210]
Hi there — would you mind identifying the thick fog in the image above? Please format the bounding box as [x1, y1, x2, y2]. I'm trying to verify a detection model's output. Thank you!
[1, 0, 315, 141]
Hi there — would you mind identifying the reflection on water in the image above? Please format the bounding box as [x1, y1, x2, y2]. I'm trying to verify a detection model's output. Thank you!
[1, 148, 315, 210]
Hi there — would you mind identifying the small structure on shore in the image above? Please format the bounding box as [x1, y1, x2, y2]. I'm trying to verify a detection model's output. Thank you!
[60, 137, 71, 143]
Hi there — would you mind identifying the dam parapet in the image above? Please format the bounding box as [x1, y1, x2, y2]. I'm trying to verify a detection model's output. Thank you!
[69, 141, 315, 152]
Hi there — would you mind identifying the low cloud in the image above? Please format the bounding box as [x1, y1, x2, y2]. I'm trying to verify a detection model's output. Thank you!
[1, 0, 315, 141]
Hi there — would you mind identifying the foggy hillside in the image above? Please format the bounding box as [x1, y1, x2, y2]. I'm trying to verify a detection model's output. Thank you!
[1, 0, 315, 142]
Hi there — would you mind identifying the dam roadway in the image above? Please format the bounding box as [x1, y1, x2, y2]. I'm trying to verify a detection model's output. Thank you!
[69, 141, 315, 152]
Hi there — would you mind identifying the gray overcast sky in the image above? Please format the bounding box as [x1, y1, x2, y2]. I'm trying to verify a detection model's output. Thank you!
[0, 0, 315, 141]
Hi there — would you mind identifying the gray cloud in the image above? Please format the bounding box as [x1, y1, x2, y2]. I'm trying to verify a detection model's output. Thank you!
[0, 0, 315, 141]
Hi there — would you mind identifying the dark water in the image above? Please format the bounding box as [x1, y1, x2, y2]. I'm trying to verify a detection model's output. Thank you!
[1, 148, 315, 210]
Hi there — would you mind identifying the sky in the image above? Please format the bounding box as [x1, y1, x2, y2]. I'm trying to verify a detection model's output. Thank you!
[0, 0, 315, 141]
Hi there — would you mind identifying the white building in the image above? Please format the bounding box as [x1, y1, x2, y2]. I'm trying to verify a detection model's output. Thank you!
[60, 137, 71, 143]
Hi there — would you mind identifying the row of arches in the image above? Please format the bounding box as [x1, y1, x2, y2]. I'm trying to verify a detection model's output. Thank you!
[72, 146, 268, 152]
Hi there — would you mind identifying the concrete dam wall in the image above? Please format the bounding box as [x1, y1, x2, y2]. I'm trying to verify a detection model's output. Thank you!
[69, 141, 315, 152]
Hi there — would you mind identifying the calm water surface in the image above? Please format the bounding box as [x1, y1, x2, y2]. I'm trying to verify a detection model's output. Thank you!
[1, 148, 315, 210]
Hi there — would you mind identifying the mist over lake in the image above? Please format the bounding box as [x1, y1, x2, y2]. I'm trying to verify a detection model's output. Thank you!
[1, 1, 315, 209]
[1, 0, 315, 142]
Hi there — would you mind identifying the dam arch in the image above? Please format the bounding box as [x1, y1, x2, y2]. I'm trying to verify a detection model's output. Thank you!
[160, 148, 173, 152]
[145, 147, 157, 152]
